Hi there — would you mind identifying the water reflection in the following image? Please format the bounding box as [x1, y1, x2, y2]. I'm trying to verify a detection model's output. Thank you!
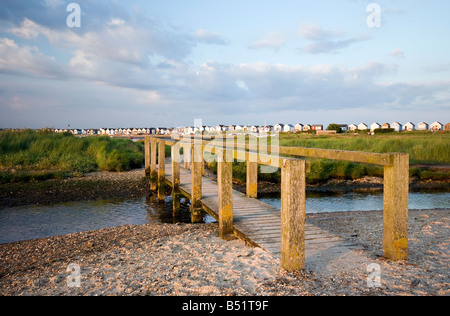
[0, 190, 448, 244]
[144, 195, 193, 224]
[0, 194, 212, 244]
[259, 190, 450, 214]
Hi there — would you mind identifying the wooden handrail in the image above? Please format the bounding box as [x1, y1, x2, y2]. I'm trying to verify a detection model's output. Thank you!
[147, 136, 396, 166]
[145, 135, 409, 266]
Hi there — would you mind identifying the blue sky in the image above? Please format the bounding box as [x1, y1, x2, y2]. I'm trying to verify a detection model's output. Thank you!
[0, 0, 449, 128]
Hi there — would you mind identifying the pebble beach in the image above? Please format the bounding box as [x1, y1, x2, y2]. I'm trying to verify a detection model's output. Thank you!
[0, 209, 448, 296]
[0, 170, 448, 296]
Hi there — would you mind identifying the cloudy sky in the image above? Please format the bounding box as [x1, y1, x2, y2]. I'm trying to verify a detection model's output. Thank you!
[0, 0, 449, 129]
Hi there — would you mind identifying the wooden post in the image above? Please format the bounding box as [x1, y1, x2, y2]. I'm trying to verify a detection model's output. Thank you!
[150, 139, 157, 192]
[145, 137, 150, 177]
[281, 158, 306, 272]
[247, 135, 258, 198]
[202, 147, 206, 176]
[158, 141, 166, 203]
[246, 161, 258, 198]
[218, 148, 234, 239]
[383, 153, 409, 260]
[190, 144, 203, 223]
[172, 142, 181, 217]
[184, 143, 191, 170]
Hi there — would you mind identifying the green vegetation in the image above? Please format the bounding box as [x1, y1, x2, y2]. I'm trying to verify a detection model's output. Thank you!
[278, 132, 450, 164]
[326, 123, 343, 133]
[373, 128, 395, 134]
[0, 130, 144, 183]
[208, 132, 450, 185]
[2, 130, 448, 185]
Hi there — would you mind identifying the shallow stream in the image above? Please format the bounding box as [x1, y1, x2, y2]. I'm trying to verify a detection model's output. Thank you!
[0, 190, 448, 244]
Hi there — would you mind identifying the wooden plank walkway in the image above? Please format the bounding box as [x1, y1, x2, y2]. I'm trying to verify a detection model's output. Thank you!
[162, 159, 350, 259]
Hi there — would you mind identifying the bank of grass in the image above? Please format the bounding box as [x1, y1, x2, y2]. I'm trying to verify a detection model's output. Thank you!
[278, 132, 450, 184]
[278, 131, 450, 165]
[208, 132, 450, 185]
[0, 130, 144, 184]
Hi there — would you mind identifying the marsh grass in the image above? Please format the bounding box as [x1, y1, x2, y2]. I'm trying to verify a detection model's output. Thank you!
[207, 132, 450, 184]
[0, 130, 144, 183]
[3, 130, 448, 184]
[278, 132, 450, 164]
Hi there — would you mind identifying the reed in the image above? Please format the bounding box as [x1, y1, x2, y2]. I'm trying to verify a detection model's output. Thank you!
[278, 132, 450, 164]
[207, 132, 450, 184]
[0, 130, 144, 183]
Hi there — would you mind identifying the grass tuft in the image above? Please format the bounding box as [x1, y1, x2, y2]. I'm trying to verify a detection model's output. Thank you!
[0, 130, 144, 183]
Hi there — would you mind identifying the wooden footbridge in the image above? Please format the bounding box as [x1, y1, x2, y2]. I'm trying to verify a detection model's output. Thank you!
[145, 135, 409, 271]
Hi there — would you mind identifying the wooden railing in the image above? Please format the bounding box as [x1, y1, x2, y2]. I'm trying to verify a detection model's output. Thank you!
[145, 135, 409, 271]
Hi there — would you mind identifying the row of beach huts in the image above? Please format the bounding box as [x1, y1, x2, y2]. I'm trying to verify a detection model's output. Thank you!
[50, 121, 449, 136]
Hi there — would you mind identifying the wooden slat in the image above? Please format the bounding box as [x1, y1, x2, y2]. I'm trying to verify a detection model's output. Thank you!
[160, 158, 345, 258]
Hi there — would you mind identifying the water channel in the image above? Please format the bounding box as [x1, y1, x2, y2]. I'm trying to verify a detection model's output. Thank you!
[0, 190, 448, 244]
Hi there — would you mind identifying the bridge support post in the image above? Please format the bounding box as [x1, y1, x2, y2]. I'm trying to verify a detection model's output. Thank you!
[218, 148, 234, 240]
[184, 143, 191, 170]
[144, 137, 150, 177]
[281, 159, 306, 272]
[157, 141, 166, 203]
[246, 161, 258, 198]
[383, 153, 409, 260]
[171, 142, 181, 217]
[150, 139, 157, 192]
[190, 144, 203, 223]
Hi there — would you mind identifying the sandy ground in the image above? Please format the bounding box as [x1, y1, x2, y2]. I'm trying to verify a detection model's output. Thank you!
[0, 209, 448, 296]
[0, 168, 448, 296]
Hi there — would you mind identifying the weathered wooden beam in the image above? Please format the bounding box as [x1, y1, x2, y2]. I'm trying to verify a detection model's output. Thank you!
[202, 145, 281, 168]
[218, 148, 234, 239]
[190, 143, 203, 223]
[383, 153, 409, 260]
[162, 139, 177, 146]
[171, 142, 181, 217]
[278, 146, 394, 166]
[246, 161, 258, 198]
[144, 137, 150, 177]
[221, 142, 394, 167]
[180, 138, 396, 167]
[281, 158, 306, 272]
[184, 143, 191, 170]
[157, 141, 166, 203]
[150, 139, 158, 192]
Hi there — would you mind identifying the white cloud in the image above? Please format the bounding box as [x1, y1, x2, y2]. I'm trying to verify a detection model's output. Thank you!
[68, 50, 99, 77]
[299, 23, 369, 54]
[0, 2, 447, 128]
[8, 19, 40, 39]
[108, 18, 126, 27]
[389, 48, 405, 58]
[249, 31, 286, 50]
[195, 29, 229, 45]
[187, 60, 449, 116]
[0, 37, 65, 79]
[302, 37, 369, 54]
[235, 79, 249, 92]
[7, 16, 195, 65]
[299, 23, 342, 41]
[135, 90, 163, 105]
